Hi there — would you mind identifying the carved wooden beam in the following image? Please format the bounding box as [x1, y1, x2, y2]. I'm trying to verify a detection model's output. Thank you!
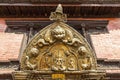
[6, 20, 108, 29]
[0, 0, 120, 4]
[0, 3, 120, 7]
[0, 4, 120, 18]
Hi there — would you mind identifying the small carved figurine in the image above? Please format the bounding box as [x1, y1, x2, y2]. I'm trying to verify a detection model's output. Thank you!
[52, 57, 66, 71]
[30, 47, 39, 57]
[68, 58, 76, 70]
[25, 48, 39, 70]
[52, 53, 66, 71]
[78, 46, 93, 70]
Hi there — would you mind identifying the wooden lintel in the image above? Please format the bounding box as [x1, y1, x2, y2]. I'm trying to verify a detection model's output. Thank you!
[3, 18, 115, 21]
[6, 20, 108, 30]
[0, 3, 120, 7]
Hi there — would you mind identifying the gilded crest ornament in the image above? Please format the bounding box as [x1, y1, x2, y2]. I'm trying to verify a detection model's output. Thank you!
[49, 4, 67, 22]
[20, 4, 97, 71]
[13, 4, 106, 80]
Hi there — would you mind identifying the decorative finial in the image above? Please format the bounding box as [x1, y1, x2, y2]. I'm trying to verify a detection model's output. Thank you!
[55, 4, 63, 14]
[49, 4, 67, 22]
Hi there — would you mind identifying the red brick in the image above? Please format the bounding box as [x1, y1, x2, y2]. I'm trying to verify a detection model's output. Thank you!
[107, 19, 120, 30]
[0, 19, 7, 32]
[0, 33, 23, 62]
[90, 29, 120, 60]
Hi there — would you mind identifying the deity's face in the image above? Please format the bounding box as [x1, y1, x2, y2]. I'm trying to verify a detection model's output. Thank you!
[78, 46, 87, 56]
[52, 25, 65, 39]
[69, 58, 74, 64]
[55, 58, 65, 66]
[30, 48, 39, 57]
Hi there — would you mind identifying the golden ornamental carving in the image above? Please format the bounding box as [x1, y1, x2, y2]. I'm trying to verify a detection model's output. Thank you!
[12, 4, 106, 80]
[49, 4, 67, 22]
[20, 4, 97, 71]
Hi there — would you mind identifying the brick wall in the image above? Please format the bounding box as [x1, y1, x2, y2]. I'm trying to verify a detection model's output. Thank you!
[107, 19, 120, 30]
[0, 19, 7, 32]
[0, 19, 24, 62]
[90, 18, 120, 60]
[0, 33, 23, 62]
